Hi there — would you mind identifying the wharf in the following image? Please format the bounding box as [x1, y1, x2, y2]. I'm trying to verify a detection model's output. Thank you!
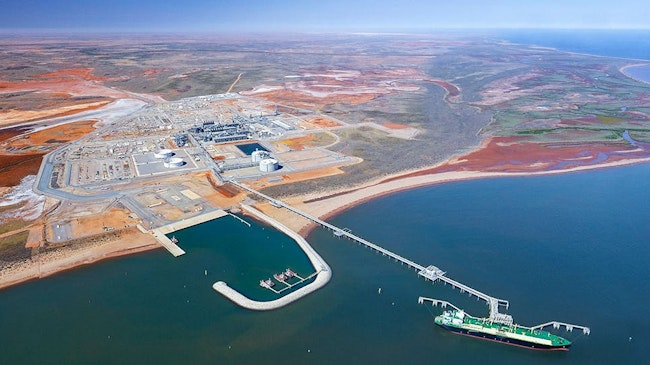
[213, 204, 331, 310]
[151, 229, 185, 257]
[223, 180, 590, 336]
[151, 209, 228, 257]
[228, 179, 511, 320]
[155, 209, 227, 234]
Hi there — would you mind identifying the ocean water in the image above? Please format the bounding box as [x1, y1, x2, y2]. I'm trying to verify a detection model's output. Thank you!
[2, 31, 650, 364]
[499, 29, 650, 61]
[1, 163, 649, 364]
[622, 64, 650, 83]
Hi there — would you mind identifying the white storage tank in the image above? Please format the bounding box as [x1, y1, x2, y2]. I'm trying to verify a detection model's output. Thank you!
[251, 149, 270, 163]
[164, 157, 184, 168]
[259, 158, 279, 172]
[154, 149, 173, 159]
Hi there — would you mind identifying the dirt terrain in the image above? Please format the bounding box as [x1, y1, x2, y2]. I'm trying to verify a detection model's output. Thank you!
[0, 120, 97, 187]
[2, 33, 650, 289]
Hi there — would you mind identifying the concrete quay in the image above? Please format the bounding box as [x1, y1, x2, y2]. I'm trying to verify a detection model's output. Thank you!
[212, 204, 331, 310]
[151, 209, 228, 257]
[151, 229, 185, 257]
[156, 209, 227, 234]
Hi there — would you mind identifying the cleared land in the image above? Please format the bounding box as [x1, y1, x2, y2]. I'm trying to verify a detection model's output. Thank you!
[2, 33, 650, 289]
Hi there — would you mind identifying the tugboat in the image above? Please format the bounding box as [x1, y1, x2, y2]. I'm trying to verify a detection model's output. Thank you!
[284, 268, 296, 278]
[259, 279, 275, 289]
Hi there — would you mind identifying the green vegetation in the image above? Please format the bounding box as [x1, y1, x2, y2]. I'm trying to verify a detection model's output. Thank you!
[0, 230, 30, 261]
[597, 115, 624, 124]
[310, 132, 336, 147]
[0, 219, 32, 236]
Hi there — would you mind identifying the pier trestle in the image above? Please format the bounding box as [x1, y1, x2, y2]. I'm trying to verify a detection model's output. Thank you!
[530, 321, 591, 335]
[228, 179, 511, 324]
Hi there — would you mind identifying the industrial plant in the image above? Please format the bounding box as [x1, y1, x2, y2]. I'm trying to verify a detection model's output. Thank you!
[39, 93, 359, 197]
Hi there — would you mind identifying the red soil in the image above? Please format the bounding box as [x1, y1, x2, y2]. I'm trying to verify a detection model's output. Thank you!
[383, 122, 409, 129]
[0, 67, 129, 110]
[0, 154, 43, 187]
[242, 67, 428, 109]
[36, 68, 108, 82]
[426, 79, 461, 97]
[278, 135, 316, 150]
[0, 126, 28, 144]
[382, 136, 650, 183]
[307, 117, 341, 128]
[3, 120, 97, 151]
[0, 121, 97, 187]
[252, 89, 378, 110]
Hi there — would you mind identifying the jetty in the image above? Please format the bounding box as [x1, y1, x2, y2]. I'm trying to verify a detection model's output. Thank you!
[155, 209, 228, 235]
[150, 228, 185, 257]
[228, 179, 519, 322]
[149, 209, 228, 257]
[228, 179, 590, 334]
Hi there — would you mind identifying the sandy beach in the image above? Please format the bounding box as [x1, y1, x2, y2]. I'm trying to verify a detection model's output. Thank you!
[0, 229, 159, 291]
[285, 155, 650, 236]
[620, 63, 650, 84]
[2, 144, 650, 291]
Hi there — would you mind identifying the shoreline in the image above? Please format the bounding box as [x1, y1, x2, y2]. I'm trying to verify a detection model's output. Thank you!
[620, 63, 650, 85]
[3, 152, 649, 291]
[0, 231, 160, 291]
[294, 156, 650, 237]
[0, 239, 161, 291]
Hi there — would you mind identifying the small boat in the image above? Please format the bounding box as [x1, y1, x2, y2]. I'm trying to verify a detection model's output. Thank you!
[284, 268, 296, 278]
[259, 279, 275, 288]
[171, 236, 178, 244]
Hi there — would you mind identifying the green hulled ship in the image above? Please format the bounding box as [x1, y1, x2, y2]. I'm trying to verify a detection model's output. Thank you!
[435, 309, 572, 350]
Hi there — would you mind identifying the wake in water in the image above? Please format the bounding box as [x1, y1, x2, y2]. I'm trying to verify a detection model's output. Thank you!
[0, 175, 46, 221]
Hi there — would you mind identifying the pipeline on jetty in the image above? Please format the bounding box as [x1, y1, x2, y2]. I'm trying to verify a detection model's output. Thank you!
[224, 179, 589, 336]
[228, 179, 515, 322]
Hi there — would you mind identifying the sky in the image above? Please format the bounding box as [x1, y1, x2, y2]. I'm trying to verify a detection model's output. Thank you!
[0, 0, 648, 33]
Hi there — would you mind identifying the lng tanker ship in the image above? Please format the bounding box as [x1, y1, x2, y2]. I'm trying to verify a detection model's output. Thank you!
[435, 308, 572, 350]
[419, 297, 590, 351]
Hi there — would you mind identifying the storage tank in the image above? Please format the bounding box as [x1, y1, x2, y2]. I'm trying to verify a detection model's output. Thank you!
[251, 149, 270, 163]
[259, 158, 279, 172]
[154, 149, 173, 159]
[164, 157, 184, 168]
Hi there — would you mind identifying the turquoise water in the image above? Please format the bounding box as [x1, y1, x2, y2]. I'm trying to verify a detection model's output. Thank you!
[1, 163, 649, 364]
